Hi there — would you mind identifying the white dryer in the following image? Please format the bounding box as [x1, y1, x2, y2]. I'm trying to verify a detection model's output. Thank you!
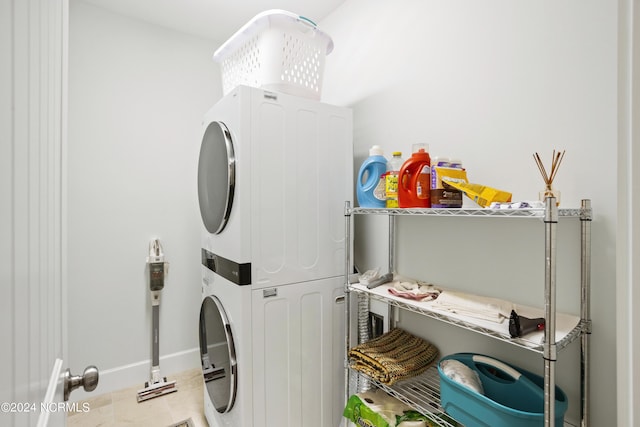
[197, 85, 352, 289]
[197, 85, 352, 427]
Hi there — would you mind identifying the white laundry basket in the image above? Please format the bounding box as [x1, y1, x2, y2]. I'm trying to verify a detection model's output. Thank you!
[213, 9, 334, 100]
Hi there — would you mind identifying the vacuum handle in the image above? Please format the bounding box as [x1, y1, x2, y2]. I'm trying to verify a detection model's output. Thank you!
[147, 238, 168, 293]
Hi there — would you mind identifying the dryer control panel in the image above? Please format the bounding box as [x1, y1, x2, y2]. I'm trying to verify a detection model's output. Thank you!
[201, 248, 251, 286]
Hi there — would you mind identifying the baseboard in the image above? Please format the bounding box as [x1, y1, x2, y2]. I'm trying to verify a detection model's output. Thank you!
[70, 347, 200, 402]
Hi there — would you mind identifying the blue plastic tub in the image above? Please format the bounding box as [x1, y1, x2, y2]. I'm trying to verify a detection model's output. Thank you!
[438, 353, 568, 427]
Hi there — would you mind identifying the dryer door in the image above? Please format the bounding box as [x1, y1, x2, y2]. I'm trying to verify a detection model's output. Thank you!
[199, 295, 237, 413]
[198, 121, 235, 234]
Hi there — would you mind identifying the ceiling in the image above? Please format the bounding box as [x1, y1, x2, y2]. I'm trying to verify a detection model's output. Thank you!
[81, 0, 347, 43]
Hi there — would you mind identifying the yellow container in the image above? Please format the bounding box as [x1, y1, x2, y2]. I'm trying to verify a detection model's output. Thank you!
[441, 180, 512, 208]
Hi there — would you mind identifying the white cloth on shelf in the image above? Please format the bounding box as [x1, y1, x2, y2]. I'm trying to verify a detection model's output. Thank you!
[388, 281, 441, 301]
[433, 290, 514, 323]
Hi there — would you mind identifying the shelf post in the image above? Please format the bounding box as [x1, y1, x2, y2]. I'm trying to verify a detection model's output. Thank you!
[580, 199, 592, 427]
[389, 214, 396, 274]
[543, 196, 558, 427]
[388, 214, 397, 330]
[344, 201, 352, 407]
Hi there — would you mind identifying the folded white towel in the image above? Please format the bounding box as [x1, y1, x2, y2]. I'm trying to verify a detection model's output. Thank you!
[433, 290, 514, 323]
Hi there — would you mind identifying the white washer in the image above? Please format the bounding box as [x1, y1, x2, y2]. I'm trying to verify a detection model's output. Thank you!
[197, 85, 352, 427]
[200, 257, 346, 427]
[199, 265, 252, 427]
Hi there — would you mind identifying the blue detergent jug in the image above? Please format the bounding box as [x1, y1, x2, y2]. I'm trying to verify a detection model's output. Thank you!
[357, 146, 387, 208]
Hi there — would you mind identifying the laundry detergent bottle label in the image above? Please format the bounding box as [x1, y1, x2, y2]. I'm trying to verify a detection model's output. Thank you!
[416, 165, 430, 199]
[373, 174, 387, 202]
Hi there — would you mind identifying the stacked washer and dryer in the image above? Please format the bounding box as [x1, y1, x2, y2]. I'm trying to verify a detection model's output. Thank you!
[197, 85, 353, 427]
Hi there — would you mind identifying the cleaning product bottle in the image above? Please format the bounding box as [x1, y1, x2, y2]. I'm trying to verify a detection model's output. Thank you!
[430, 156, 450, 208]
[398, 144, 431, 208]
[356, 145, 387, 208]
[385, 151, 404, 208]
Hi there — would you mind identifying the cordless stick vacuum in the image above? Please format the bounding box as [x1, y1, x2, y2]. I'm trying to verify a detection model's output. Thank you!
[137, 238, 178, 402]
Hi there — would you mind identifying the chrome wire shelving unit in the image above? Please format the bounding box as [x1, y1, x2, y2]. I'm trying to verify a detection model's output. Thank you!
[343, 199, 592, 427]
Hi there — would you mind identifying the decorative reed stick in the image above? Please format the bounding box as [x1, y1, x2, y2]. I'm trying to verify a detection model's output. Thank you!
[533, 150, 565, 201]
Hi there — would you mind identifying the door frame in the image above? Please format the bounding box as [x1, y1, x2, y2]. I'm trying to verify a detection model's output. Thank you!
[617, 0, 639, 425]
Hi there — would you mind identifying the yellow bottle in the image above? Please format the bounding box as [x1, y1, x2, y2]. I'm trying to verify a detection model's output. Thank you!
[385, 151, 404, 208]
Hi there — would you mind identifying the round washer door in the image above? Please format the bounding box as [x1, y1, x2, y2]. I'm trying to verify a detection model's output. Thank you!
[199, 295, 237, 413]
[198, 121, 235, 234]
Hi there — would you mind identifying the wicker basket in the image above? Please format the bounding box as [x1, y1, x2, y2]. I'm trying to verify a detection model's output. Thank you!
[213, 10, 333, 100]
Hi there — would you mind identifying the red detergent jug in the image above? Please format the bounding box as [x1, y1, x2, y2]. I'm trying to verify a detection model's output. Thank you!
[398, 144, 431, 208]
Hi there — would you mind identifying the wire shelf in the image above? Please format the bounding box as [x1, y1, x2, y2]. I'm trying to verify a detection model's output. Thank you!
[349, 284, 585, 354]
[348, 367, 579, 427]
[349, 367, 459, 427]
[350, 206, 590, 219]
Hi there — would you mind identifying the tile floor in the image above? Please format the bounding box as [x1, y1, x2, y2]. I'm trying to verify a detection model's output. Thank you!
[67, 368, 207, 427]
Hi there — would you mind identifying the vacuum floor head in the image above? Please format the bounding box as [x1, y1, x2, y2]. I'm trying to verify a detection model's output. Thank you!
[203, 365, 226, 383]
[137, 378, 178, 403]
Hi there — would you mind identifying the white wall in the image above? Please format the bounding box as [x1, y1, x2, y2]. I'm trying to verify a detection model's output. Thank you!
[321, 0, 618, 425]
[67, 0, 221, 396]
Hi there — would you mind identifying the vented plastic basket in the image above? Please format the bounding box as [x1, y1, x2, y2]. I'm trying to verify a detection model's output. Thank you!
[438, 353, 568, 427]
[213, 10, 333, 100]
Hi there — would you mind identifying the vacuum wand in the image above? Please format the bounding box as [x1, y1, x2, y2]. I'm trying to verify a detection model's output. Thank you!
[137, 238, 178, 402]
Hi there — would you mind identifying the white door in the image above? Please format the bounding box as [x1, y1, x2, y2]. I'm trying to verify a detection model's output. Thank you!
[1, 1, 97, 426]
